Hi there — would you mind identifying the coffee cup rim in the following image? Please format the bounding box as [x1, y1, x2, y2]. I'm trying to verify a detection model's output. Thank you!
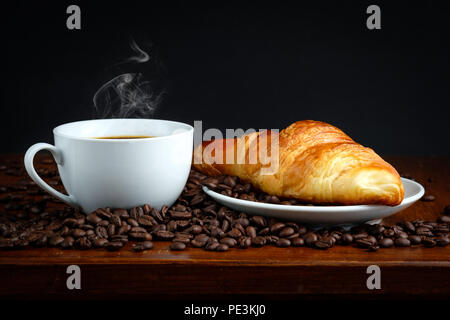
[53, 118, 194, 142]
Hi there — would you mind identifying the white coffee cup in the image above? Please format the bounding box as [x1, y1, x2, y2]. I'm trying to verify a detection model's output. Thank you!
[24, 119, 194, 213]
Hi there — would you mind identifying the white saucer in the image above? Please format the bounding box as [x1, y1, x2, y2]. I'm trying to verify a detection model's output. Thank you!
[202, 178, 424, 226]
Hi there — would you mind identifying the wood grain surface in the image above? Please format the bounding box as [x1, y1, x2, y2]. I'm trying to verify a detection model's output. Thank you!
[0, 154, 449, 299]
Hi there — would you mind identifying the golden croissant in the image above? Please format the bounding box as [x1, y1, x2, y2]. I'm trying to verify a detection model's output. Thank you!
[193, 120, 404, 206]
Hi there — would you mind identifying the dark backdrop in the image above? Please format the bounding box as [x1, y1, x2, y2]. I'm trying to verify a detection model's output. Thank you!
[2, 1, 450, 154]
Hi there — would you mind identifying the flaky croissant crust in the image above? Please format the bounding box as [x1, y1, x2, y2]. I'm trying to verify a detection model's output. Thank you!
[193, 120, 405, 206]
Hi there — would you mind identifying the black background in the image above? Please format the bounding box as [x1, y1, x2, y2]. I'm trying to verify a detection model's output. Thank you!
[2, 1, 450, 154]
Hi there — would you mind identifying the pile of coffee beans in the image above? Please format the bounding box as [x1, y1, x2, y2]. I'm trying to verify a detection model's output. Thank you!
[0, 158, 449, 252]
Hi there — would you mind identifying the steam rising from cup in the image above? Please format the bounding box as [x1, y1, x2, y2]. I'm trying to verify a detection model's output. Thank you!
[93, 40, 165, 119]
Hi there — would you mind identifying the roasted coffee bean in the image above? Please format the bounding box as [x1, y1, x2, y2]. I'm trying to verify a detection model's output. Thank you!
[403, 221, 415, 233]
[170, 211, 192, 219]
[95, 226, 108, 238]
[251, 236, 266, 247]
[142, 240, 154, 250]
[227, 228, 242, 239]
[138, 215, 156, 227]
[422, 238, 436, 247]
[111, 235, 128, 243]
[369, 224, 385, 235]
[421, 194, 435, 202]
[383, 229, 395, 238]
[304, 233, 318, 246]
[245, 226, 257, 238]
[106, 241, 123, 251]
[62, 218, 78, 227]
[397, 231, 409, 239]
[86, 213, 102, 224]
[220, 237, 237, 247]
[356, 239, 373, 248]
[96, 208, 112, 220]
[263, 235, 277, 245]
[194, 234, 209, 243]
[435, 225, 449, 234]
[341, 233, 353, 245]
[96, 220, 109, 227]
[416, 227, 433, 236]
[205, 240, 220, 251]
[291, 237, 304, 247]
[438, 215, 450, 223]
[107, 224, 116, 237]
[143, 204, 152, 215]
[190, 194, 205, 206]
[93, 238, 109, 248]
[395, 238, 411, 247]
[408, 235, 422, 245]
[27, 232, 44, 244]
[111, 215, 122, 227]
[132, 240, 153, 252]
[150, 208, 164, 223]
[129, 207, 139, 220]
[223, 176, 237, 188]
[216, 243, 229, 252]
[35, 234, 48, 247]
[368, 245, 379, 252]
[286, 232, 300, 240]
[170, 241, 186, 251]
[235, 217, 249, 228]
[118, 225, 131, 235]
[297, 225, 308, 236]
[191, 239, 205, 248]
[203, 242, 218, 251]
[175, 232, 193, 239]
[314, 240, 330, 250]
[270, 222, 285, 234]
[127, 218, 139, 227]
[155, 230, 175, 240]
[172, 236, 191, 244]
[321, 236, 336, 247]
[353, 232, 368, 240]
[130, 226, 147, 233]
[221, 219, 230, 232]
[60, 236, 74, 249]
[436, 236, 449, 247]
[189, 225, 203, 235]
[251, 216, 267, 228]
[132, 243, 145, 252]
[279, 227, 295, 238]
[209, 227, 224, 238]
[283, 222, 298, 232]
[258, 227, 270, 236]
[46, 222, 63, 232]
[79, 224, 94, 231]
[276, 238, 291, 248]
[49, 235, 64, 247]
[366, 236, 377, 245]
[129, 232, 152, 241]
[167, 220, 177, 232]
[379, 238, 394, 248]
[237, 236, 251, 249]
[76, 237, 91, 249]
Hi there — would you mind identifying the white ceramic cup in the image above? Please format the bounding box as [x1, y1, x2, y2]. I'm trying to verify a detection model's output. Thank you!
[24, 119, 194, 213]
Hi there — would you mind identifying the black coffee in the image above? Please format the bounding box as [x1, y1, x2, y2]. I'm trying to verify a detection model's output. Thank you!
[95, 135, 155, 139]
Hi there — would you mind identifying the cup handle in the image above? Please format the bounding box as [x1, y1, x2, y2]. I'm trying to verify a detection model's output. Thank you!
[24, 143, 78, 208]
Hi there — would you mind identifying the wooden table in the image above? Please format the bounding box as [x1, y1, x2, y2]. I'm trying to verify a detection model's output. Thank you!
[0, 154, 449, 299]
